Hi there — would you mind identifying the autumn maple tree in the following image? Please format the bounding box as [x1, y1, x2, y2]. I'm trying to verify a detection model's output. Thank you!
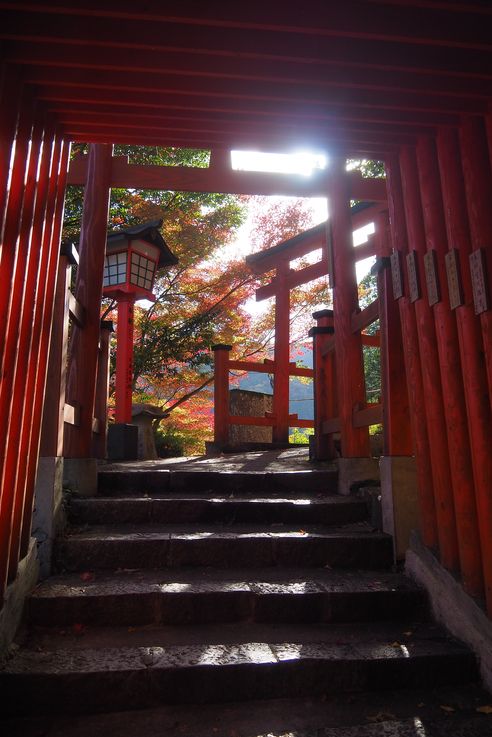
[64, 146, 382, 455]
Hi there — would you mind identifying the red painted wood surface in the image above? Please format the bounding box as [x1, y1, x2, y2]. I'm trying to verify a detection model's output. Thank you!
[272, 263, 291, 444]
[4, 129, 60, 582]
[417, 135, 483, 598]
[0, 96, 34, 375]
[5, 132, 64, 580]
[438, 125, 492, 614]
[68, 156, 387, 202]
[376, 214, 412, 457]
[400, 145, 458, 572]
[310, 310, 336, 460]
[0, 99, 36, 600]
[93, 321, 113, 458]
[65, 143, 113, 458]
[19, 138, 70, 564]
[115, 297, 136, 424]
[212, 345, 232, 446]
[385, 155, 438, 550]
[328, 159, 370, 457]
[40, 255, 71, 458]
[459, 117, 492, 414]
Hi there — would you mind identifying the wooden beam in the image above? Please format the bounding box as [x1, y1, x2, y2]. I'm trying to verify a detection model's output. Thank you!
[3, 4, 491, 67]
[351, 299, 380, 333]
[353, 403, 383, 428]
[352, 239, 377, 263]
[67, 155, 388, 201]
[255, 261, 329, 301]
[7, 40, 492, 99]
[68, 289, 85, 327]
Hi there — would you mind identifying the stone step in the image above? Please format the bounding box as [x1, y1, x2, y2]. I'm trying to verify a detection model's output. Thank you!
[97, 467, 339, 496]
[55, 523, 393, 571]
[68, 494, 368, 526]
[1, 621, 478, 715]
[28, 568, 427, 627]
[2, 685, 491, 737]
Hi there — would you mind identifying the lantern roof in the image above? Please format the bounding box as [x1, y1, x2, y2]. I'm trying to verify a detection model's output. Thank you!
[106, 220, 178, 268]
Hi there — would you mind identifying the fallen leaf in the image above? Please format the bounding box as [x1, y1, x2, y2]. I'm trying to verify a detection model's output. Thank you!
[79, 571, 95, 582]
[440, 705, 455, 713]
[476, 705, 492, 714]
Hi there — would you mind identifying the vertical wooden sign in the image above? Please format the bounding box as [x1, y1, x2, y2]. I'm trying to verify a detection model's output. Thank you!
[469, 248, 490, 315]
[406, 250, 421, 303]
[390, 250, 403, 299]
[445, 249, 464, 310]
[424, 249, 440, 306]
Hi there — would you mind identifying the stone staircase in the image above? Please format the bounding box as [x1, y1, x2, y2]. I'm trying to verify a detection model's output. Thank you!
[1, 456, 490, 736]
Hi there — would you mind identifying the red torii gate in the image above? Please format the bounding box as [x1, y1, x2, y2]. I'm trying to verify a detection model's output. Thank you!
[212, 186, 403, 455]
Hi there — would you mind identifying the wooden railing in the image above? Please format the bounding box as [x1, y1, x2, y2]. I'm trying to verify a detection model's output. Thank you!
[212, 344, 314, 446]
[308, 285, 383, 461]
[40, 242, 113, 461]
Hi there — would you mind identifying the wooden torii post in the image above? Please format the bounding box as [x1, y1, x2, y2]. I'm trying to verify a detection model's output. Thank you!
[246, 224, 330, 445]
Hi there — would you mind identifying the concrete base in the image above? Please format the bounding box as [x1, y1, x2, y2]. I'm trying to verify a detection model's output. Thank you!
[0, 539, 39, 661]
[63, 457, 98, 497]
[336, 457, 380, 496]
[32, 457, 66, 578]
[107, 423, 139, 461]
[380, 455, 418, 562]
[406, 530, 492, 693]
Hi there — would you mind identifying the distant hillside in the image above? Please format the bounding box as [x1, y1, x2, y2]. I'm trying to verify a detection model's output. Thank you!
[238, 345, 314, 420]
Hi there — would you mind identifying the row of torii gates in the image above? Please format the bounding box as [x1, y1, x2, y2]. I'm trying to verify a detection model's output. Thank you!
[1, 124, 492, 655]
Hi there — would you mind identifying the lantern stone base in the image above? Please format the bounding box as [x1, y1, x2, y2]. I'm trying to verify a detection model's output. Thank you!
[380, 455, 418, 561]
[107, 423, 139, 461]
[63, 457, 98, 497]
[336, 456, 380, 495]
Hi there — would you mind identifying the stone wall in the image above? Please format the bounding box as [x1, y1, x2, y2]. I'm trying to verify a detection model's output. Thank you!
[229, 389, 273, 444]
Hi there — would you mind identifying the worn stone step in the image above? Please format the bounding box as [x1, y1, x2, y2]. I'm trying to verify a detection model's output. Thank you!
[2, 684, 491, 737]
[3, 685, 492, 737]
[97, 468, 338, 496]
[55, 523, 393, 571]
[28, 568, 427, 627]
[1, 621, 478, 715]
[68, 495, 368, 526]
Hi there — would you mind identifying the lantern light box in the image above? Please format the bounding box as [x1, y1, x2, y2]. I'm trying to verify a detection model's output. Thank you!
[104, 219, 178, 301]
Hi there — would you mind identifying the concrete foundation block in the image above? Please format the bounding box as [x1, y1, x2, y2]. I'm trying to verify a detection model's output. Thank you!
[336, 457, 380, 495]
[380, 455, 418, 561]
[406, 530, 492, 693]
[32, 456, 66, 578]
[107, 423, 139, 461]
[0, 539, 39, 661]
[63, 457, 98, 497]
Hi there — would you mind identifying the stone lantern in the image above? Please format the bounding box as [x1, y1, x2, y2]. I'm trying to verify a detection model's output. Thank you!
[103, 220, 177, 459]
